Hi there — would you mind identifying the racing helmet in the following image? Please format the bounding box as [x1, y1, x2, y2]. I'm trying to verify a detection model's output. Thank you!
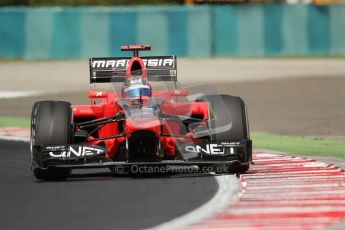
[121, 77, 152, 98]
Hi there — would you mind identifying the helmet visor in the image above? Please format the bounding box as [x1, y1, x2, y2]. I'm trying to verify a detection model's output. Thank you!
[123, 85, 151, 98]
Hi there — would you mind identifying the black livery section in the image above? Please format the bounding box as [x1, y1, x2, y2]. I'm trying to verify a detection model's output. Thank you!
[89, 56, 177, 83]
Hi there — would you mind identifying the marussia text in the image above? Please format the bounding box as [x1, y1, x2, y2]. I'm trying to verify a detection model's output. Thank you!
[92, 58, 174, 68]
[48, 146, 104, 158]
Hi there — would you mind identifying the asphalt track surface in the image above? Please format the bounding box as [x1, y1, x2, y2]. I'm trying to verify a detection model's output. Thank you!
[0, 139, 220, 230]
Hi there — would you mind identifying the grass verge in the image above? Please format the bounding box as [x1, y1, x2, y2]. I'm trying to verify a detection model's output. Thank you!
[0, 116, 30, 128]
[252, 132, 345, 158]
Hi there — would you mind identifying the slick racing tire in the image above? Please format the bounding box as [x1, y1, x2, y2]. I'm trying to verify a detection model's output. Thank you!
[30, 101, 73, 181]
[196, 95, 251, 174]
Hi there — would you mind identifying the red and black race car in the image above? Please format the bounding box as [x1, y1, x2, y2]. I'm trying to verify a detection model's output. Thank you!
[30, 45, 252, 180]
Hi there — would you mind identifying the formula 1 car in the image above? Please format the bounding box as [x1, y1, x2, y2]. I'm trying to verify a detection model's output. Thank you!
[30, 44, 252, 180]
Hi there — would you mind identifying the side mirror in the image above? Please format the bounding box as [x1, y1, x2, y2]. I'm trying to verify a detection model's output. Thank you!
[88, 91, 108, 98]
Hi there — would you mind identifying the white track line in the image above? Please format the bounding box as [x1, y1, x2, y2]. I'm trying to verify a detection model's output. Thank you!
[0, 90, 42, 99]
[0, 135, 29, 142]
[149, 175, 240, 230]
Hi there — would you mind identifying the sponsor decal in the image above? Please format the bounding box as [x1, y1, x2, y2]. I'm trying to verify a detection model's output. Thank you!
[45, 145, 66, 150]
[92, 58, 174, 68]
[47, 146, 104, 158]
[185, 144, 225, 155]
[219, 141, 241, 147]
[184, 143, 236, 155]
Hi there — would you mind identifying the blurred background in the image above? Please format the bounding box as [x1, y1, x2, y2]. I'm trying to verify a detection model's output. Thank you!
[0, 0, 345, 229]
[1, 1, 345, 228]
[0, 0, 345, 58]
[1, 3, 345, 230]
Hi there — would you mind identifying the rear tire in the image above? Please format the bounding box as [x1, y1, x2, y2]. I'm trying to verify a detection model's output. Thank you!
[30, 101, 73, 181]
[196, 95, 251, 173]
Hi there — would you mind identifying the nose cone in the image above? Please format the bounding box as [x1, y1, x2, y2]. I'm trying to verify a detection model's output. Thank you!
[125, 114, 161, 137]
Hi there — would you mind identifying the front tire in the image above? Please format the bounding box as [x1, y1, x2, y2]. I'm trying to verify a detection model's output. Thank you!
[30, 101, 73, 181]
[196, 94, 251, 174]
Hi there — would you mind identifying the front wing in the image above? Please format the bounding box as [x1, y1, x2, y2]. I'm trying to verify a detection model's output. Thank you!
[32, 140, 252, 170]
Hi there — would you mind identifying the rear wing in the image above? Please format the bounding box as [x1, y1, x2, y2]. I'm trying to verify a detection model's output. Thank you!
[89, 56, 177, 84]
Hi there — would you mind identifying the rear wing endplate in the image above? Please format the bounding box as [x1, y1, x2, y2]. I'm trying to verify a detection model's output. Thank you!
[89, 56, 177, 84]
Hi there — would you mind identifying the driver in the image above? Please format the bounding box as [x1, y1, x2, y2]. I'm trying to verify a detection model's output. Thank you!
[121, 77, 152, 99]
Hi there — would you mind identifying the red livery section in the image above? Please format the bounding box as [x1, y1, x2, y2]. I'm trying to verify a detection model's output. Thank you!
[72, 90, 210, 159]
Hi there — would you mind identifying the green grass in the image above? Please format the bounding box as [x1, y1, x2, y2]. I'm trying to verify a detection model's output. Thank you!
[252, 132, 345, 158]
[0, 117, 344, 158]
[0, 116, 30, 128]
